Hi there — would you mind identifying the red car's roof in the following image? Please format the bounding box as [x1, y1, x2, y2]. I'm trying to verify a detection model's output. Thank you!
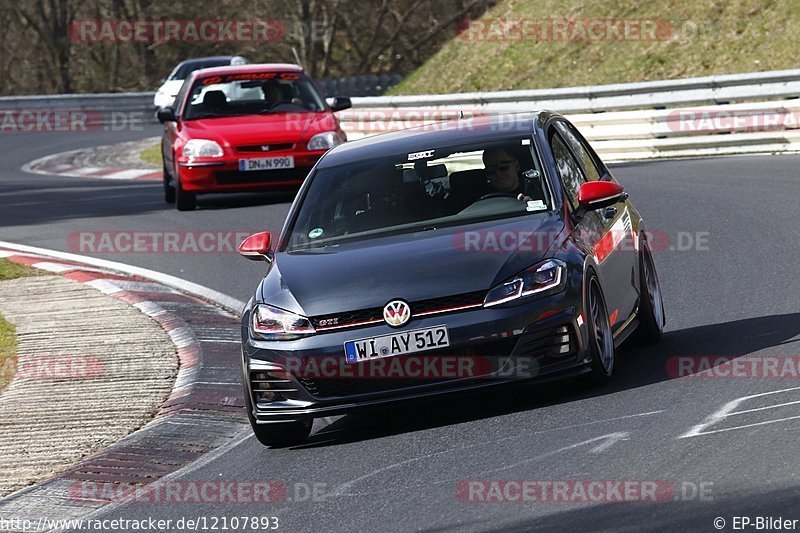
[193, 63, 304, 79]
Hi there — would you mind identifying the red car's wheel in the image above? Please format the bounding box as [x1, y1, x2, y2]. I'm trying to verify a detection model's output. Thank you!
[175, 178, 196, 211]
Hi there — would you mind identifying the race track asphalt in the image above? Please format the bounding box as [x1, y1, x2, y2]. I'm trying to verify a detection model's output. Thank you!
[3, 125, 800, 532]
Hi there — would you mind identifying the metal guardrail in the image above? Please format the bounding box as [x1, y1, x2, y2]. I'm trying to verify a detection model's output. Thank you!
[348, 69, 800, 112]
[2, 68, 800, 159]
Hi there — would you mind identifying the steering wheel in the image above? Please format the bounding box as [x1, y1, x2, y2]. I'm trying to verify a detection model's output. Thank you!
[267, 102, 307, 112]
[477, 192, 518, 201]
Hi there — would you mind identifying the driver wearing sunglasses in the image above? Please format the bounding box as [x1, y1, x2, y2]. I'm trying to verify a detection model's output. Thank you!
[482, 147, 533, 201]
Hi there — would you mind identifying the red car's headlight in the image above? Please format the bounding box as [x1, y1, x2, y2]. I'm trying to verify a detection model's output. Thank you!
[182, 139, 224, 158]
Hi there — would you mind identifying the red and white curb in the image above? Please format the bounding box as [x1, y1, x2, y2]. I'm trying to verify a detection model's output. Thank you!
[0, 244, 248, 528]
[22, 147, 161, 181]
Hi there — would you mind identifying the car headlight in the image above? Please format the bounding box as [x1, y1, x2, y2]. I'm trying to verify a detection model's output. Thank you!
[182, 139, 224, 159]
[251, 304, 316, 340]
[484, 259, 567, 307]
[307, 131, 345, 151]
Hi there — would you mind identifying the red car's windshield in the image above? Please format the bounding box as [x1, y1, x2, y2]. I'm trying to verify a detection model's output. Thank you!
[184, 72, 326, 120]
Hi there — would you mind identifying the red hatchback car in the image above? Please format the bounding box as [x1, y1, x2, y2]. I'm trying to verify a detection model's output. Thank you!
[157, 63, 351, 210]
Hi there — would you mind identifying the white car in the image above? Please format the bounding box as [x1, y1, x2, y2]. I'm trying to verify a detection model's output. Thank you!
[153, 56, 249, 109]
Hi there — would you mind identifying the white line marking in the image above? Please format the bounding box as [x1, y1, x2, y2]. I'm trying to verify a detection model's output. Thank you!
[102, 169, 158, 180]
[0, 241, 245, 314]
[679, 385, 800, 438]
[728, 399, 800, 416]
[68, 166, 105, 176]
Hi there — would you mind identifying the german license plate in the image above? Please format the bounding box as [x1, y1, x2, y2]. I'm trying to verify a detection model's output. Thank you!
[239, 156, 295, 171]
[344, 325, 449, 364]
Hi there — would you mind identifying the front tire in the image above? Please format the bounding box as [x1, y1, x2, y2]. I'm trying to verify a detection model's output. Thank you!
[635, 240, 665, 343]
[175, 179, 196, 211]
[163, 164, 175, 204]
[586, 273, 615, 383]
[244, 388, 312, 447]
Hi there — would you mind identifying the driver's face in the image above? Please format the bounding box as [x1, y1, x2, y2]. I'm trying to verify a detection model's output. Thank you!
[485, 150, 520, 192]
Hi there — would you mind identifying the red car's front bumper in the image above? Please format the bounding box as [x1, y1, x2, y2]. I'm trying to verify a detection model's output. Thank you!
[177, 151, 326, 193]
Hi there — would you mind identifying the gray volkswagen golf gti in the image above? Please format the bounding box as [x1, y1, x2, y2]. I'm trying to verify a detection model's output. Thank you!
[238, 111, 665, 446]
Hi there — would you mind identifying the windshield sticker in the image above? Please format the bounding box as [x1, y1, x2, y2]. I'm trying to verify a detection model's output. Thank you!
[408, 150, 434, 161]
[308, 228, 324, 239]
[526, 200, 547, 212]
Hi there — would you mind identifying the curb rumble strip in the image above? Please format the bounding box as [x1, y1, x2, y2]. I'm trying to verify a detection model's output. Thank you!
[0, 244, 248, 531]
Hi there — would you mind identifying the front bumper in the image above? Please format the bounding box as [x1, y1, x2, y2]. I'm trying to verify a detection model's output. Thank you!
[177, 151, 326, 193]
[241, 290, 590, 422]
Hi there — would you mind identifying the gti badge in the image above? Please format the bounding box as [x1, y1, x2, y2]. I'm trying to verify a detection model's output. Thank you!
[383, 300, 411, 327]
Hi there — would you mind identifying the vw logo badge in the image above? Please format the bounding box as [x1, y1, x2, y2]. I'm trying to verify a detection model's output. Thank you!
[383, 300, 411, 327]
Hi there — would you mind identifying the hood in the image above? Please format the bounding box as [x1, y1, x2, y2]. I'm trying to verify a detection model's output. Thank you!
[183, 113, 339, 146]
[260, 214, 565, 317]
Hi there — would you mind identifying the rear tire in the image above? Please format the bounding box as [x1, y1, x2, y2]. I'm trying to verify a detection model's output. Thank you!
[586, 273, 615, 384]
[175, 179, 196, 211]
[163, 164, 175, 204]
[635, 240, 665, 344]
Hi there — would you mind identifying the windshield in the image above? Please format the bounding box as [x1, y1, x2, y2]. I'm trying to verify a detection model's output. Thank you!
[183, 72, 326, 120]
[285, 137, 551, 251]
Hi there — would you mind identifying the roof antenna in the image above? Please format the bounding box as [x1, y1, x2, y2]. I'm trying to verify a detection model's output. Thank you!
[291, 47, 303, 69]
[459, 110, 464, 119]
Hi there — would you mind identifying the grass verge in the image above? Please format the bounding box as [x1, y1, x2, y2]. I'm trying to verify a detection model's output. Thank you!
[0, 258, 42, 280]
[392, 0, 800, 94]
[0, 258, 39, 391]
[140, 143, 162, 166]
[0, 318, 15, 392]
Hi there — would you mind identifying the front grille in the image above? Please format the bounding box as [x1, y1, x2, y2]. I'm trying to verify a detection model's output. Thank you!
[237, 143, 295, 153]
[298, 338, 517, 398]
[310, 290, 486, 331]
[250, 370, 299, 405]
[216, 168, 309, 184]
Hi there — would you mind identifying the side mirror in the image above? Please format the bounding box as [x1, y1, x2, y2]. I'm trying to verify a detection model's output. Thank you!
[577, 181, 627, 212]
[238, 231, 273, 262]
[156, 107, 177, 123]
[329, 96, 352, 112]
[159, 76, 167, 84]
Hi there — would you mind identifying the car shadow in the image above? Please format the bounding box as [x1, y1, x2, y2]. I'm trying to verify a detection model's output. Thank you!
[288, 313, 800, 449]
[196, 191, 298, 210]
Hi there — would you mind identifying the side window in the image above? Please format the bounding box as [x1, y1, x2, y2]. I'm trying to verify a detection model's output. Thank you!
[554, 121, 602, 181]
[549, 131, 587, 210]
